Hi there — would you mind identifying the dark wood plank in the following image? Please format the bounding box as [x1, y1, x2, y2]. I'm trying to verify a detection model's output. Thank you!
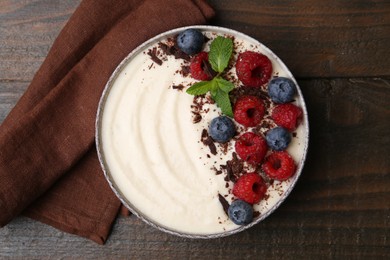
[1, 211, 389, 259]
[208, 0, 390, 78]
[0, 0, 81, 81]
[1, 1, 389, 80]
[0, 81, 28, 122]
[0, 78, 389, 259]
[0, 0, 389, 259]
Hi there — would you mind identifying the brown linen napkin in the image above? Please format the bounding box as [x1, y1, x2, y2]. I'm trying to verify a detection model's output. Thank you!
[0, 0, 214, 244]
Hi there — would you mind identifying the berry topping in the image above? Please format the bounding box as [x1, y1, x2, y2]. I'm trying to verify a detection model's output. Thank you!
[235, 132, 268, 165]
[190, 52, 216, 81]
[228, 199, 254, 225]
[262, 151, 296, 181]
[235, 51, 273, 87]
[233, 173, 267, 204]
[209, 116, 236, 143]
[272, 103, 303, 131]
[268, 77, 297, 103]
[265, 127, 292, 151]
[233, 95, 265, 127]
[176, 29, 204, 55]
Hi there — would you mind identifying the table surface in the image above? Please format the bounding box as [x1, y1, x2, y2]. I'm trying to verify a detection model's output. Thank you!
[1, 0, 389, 259]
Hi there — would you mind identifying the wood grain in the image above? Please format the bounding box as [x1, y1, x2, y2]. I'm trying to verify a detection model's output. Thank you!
[0, 81, 28, 122]
[0, 0, 389, 259]
[0, 0, 81, 81]
[1, 78, 388, 259]
[209, 0, 390, 78]
[1, 0, 389, 80]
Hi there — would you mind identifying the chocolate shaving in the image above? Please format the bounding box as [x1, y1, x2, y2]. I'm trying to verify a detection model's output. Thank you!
[201, 129, 208, 140]
[180, 65, 190, 77]
[157, 42, 169, 53]
[212, 166, 223, 175]
[218, 193, 230, 216]
[230, 86, 270, 105]
[224, 162, 236, 183]
[226, 152, 243, 183]
[147, 47, 162, 65]
[202, 59, 217, 79]
[221, 143, 229, 155]
[200, 129, 217, 155]
[192, 113, 202, 124]
[173, 49, 191, 61]
[158, 40, 190, 61]
[204, 35, 211, 43]
[206, 137, 217, 155]
[261, 120, 272, 129]
[172, 84, 185, 91]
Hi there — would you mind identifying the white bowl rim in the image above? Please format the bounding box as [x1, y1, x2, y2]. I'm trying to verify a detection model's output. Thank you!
[95, 25, 310, 239]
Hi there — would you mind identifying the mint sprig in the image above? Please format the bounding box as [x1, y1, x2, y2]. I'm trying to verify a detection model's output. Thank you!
[186, 36, 234, 117]
[186, 81, 211, 95]
[209, 36, 233, 73]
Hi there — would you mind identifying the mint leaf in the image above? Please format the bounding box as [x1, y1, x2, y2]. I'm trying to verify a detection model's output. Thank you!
[187, 77, 234, 117]
[185, 36, 235, 117]
[208, 36, 233, 73]
[186, 81, 212, 95]
[212, 88, 233, 117]
[214, 77, 234, 93]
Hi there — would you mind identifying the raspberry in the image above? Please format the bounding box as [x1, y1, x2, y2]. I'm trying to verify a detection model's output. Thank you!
[233, 173, 267, 204]
[262, 151, 296, 181]
[272, 103, 303, 131]
[233, 95, 265, 127]
[190, 52, 215, 81]
[235, 132, 268, 165]
[235, 51, 273, 87]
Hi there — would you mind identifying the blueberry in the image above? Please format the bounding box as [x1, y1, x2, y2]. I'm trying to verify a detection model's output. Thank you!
[176, 29, 204, 55]
[209, 116, 236, 143]
[268, 77, 297, 103]
[228, 199, 253, 225]
[265, 127, 291, 151]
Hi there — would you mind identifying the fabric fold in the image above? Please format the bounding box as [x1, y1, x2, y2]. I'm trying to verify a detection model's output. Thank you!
[0, 0, 214, 244]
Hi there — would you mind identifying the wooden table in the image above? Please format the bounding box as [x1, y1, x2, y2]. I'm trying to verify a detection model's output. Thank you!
[1, 0, 389, 258]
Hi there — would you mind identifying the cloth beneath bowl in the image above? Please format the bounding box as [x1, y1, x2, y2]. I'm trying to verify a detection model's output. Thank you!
[0, 0, 214, 244]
